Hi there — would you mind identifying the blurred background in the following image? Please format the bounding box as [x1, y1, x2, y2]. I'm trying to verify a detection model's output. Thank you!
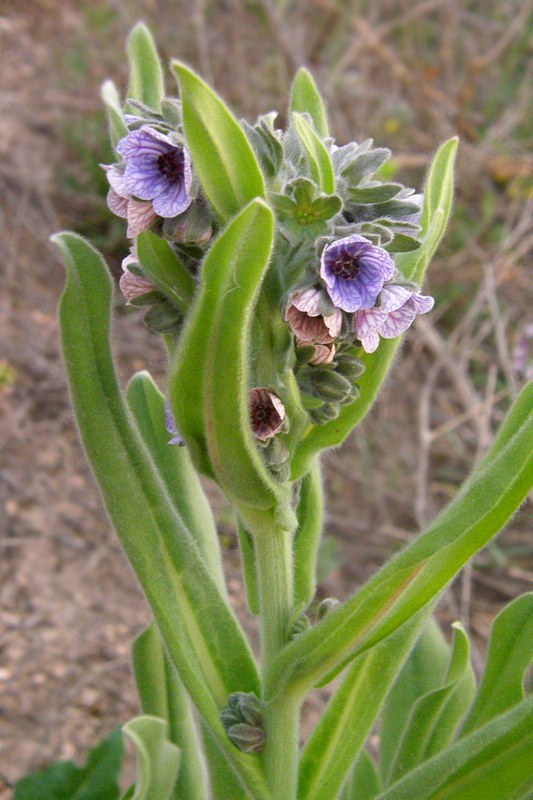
[1, 0, 531, 793]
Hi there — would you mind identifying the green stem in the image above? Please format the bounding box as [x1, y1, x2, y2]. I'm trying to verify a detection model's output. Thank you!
[254, 519, 299, 798]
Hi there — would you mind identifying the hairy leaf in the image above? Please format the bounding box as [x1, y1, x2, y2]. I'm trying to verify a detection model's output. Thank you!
[126, 23, 164, 112]
[173, 62, 265, 221]
[290, 68, 329, 138]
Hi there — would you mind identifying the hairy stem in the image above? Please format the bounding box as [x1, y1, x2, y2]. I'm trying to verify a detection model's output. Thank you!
[254, 519, 299, 798]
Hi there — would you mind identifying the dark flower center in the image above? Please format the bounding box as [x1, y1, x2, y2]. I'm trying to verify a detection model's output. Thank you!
[329, 252, 361, 281]
[251, 402, 278, 426]
[157, 149, 184, 183]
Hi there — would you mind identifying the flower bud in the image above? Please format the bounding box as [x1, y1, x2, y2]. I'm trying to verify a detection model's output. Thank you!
[308, 402, 340, 424]
[119, 269, 157, 303]
[228, 692, 264, 727]
[227, 723, 265, 753]
[162, 200, 213, 246]
[249, 388, 286, 441]
[309, 369, 353, 401]
[285, 288, 342, 345]
[307, 342, 336, 365]
[317, 597, 341, 621]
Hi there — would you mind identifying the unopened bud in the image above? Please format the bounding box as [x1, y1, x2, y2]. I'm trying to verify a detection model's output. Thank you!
[227, 723, 265, 753]
[317, 598, 341, 621]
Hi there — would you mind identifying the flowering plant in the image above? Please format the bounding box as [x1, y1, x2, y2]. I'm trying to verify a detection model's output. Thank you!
[15, 23, 532, 800]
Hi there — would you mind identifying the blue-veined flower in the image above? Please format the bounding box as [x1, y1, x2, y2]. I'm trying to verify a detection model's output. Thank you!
[103, 163, 157, 238]
[116, 126, 193, 218]
[320, 234, 395, 313]
[353, 284, 434, 353]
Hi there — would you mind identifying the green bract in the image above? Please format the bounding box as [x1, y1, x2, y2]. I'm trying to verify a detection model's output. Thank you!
[20, 22, 531, 800]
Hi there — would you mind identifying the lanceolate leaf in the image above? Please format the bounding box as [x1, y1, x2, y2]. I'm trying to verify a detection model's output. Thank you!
[203, 200, 290, 515]
[101, 80, 128, 150]
[290, 138, 458, 479]
[136, 232, 195, 312]
[123, 716, 181, 800]
[387, 624, 475, 782]
[54, 233, 270, 800]
[127, 371, 225, 592]
[290, 68, 329, 138]
[266, 384, 532, 698]
[298, 614, 428, 800]
[126, 23, 164, 113]
[293, 113, 335, 194]
[379, 617, 451, 783]
[374, 698, 533, 800]
[173, 62, 266, 221]
[461, 593, 533, 735]
[341, 751, 381, 800]
[132, 624, 208, 800]
[14, 729, 123, 800]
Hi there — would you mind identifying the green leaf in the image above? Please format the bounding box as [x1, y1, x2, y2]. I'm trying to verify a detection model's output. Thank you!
[341, 751, 381, 800]
[290, 68, 329, 138]
[266, 384, 533, 698]
[14, 730, 123, 800]
[126, 23, 164, 113]
[54, 232, 270, 800]
[136, 232, 195, 312]
[374, 698, 533, 800]
[123, 716, 180, 800]
[201, 727, 249, 800]
[101, 79, 128, 150]
[348, 183, 403, 204]
[388, 624, 475, 782]
[385, 233, 421, 253]
[169, 200, 293, 533]
[461, 593, 533, 735]
[126, 371, 225, 592]
[298, 614, 428, 800]
[172, 62, 266, 221]
[379, 617, 451, 783]
[290, 137, 459, 479]
[293, 460, 324, 609]
[293, 113, 335, 194]
[132, 624, 208, 800]
[195, 200, 294, 529]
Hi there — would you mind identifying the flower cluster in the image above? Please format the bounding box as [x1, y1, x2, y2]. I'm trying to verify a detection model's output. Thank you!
[102, 71, 435, 456]
[285, 234, 433, 361]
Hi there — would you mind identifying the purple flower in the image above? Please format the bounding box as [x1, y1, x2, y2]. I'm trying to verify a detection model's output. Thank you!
[116, 126, 193, 218]
[103, 163, 157, 238]
[320, 234, 395, 313]
[353, 284, 434, 353]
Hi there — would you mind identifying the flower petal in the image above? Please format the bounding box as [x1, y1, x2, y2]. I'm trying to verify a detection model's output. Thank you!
[123, 161, 168, 201]
[410, 293, 435, 314]
[107, 188, 129, 218]
[380, 284, 414, 312]
[291, 288, 322, 316]
[151, 182, 192, 218]
[117, 126, 173, 160]
[380, 304, 417, 339]
[325, 276, 364, 312]
[126, 199, 157, 238]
